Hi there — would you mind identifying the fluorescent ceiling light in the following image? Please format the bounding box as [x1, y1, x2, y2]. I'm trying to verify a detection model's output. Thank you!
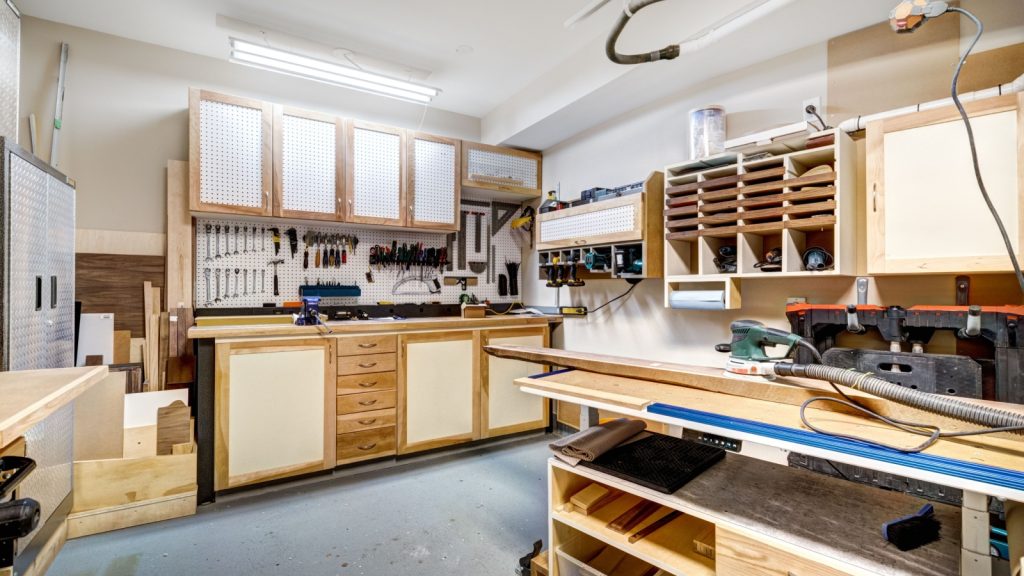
[229, 38, 439, 104]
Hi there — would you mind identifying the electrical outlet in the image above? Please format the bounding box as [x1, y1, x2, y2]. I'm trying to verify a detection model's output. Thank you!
[802, 96, 822, 124]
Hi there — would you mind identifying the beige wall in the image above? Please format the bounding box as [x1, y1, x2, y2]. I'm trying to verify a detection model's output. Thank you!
[18, 17, 480, 236]
[530, 16, 1024, 367]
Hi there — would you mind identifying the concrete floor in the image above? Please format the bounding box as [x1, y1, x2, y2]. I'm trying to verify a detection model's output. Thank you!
[50, 434, 552, 576]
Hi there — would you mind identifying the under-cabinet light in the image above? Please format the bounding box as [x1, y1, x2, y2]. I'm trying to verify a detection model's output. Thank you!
[229, 38, 438, 104]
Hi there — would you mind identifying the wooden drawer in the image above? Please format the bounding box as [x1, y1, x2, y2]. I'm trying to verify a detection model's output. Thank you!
[336, 426, 396, 466]
[337, 334, 397, 357]
[336, 372, 396, 395]
[337, 408, 395, 434]
[337, 353, 396, 376]
[716, 529, 850, 576]
[336, 390, 396, 414]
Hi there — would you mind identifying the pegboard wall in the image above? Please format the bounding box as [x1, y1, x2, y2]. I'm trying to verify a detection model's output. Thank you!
[280, 114, 336, 214]
[352, 127, 401, 220]
[194, 199, 527, 308]
[540, 204, 636, 243]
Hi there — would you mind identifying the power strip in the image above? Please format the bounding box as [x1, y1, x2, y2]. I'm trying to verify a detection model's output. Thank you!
[559, 306, 588, 316]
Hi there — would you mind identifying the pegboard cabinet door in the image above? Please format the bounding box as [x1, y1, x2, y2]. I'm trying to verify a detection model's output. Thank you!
[189, 89, 274, 216]
[462, 141, 542, 199]
[346, 121, 406, 227]
[408, 132, 460, 231]
[273, 106, 345, 221]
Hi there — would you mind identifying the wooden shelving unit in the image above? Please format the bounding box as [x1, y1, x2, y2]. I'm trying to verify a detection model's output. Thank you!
[546, 453, 962, 576]
[662, 130, 856, 309]
[536, 172, 664, 282]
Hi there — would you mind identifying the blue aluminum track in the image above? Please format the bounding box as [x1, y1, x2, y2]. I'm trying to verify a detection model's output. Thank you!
[647, 402, 1024, 491]
[526, 369, 1024, 491]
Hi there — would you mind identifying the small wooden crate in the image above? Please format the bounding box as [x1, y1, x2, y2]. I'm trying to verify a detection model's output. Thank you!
[462, 304, 487, 318]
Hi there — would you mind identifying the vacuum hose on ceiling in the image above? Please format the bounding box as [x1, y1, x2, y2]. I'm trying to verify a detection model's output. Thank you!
[606, 0, 681, 64]
[774, 362, 1024, 452]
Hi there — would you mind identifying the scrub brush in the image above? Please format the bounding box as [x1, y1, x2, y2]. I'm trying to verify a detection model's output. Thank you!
[882, 503, 941, 551]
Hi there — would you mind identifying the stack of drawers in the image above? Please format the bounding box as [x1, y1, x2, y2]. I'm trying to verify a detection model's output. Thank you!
[336, 334, 398, 466]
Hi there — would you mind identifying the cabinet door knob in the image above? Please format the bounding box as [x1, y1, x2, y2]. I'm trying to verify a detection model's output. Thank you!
[358, 381, 377, 388]
[358, 418, 377, 425]
[358, 399, 378, 406]
[358, 343, 378, 349]
[357, 443, 377, 451]
[358, 362, 378, 368]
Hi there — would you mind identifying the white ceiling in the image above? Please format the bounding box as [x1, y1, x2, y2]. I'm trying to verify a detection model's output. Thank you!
[15, 0, 617, 117]
[16, 0, 896, 149]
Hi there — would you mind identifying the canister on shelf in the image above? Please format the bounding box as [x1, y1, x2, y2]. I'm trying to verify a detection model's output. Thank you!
[689, 105, 726, 160]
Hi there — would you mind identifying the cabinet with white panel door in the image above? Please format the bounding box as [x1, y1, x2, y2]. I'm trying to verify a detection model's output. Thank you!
[345, 121, 407, 227]
[273, 106, 345, 221]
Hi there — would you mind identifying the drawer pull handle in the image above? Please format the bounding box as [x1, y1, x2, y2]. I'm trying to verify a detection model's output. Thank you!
[358, 399, 378, 406]
[357, 443, 377, 451]
[358, 343, 378, 349]
[358, 381, 377, 388]
[358, 362, 378, 368]
[358, 418, 377, 425]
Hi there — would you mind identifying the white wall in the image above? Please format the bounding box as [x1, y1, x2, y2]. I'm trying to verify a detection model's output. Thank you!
[18, 17, 479, 236]
[529, 38, 1022, 367]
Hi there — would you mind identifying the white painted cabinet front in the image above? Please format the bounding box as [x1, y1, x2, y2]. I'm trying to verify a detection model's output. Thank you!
[481, 328, 549, 437]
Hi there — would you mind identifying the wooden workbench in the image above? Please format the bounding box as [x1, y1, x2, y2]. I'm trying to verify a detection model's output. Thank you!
[187, 314, 559, 340]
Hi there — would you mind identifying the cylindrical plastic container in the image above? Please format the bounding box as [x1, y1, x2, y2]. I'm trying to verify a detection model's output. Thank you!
[689, 105, 726, 160]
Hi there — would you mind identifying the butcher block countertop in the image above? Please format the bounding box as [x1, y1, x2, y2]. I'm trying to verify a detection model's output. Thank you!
[0, 366, 109, 447]
[187, 314, 561, 340]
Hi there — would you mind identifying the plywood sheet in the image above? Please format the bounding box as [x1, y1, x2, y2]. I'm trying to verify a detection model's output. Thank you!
[73, 372, 125, 461]
[76, 253, 165, 337]
[827, 17, 959, 127]
[165, 160, 192, 310]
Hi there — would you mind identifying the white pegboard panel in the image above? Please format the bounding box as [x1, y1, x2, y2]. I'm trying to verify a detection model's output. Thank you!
[467, 148, 537, 189]
[352, 127, 401, 220]
[540, 204, 636, 243]
[199, 99, 264, 208]
[194, 200, 524, 308]
[412, 138, 456, 224]
[281, 114, 336, 214]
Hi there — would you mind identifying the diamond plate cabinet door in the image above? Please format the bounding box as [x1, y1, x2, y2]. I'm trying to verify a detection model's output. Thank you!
[461, 141, 542, 201]
[0, 0, 19, 141]
[189, 89, 274, 216]
[407, 132, 460, 231]
[345, 121, 406, 227]
[273, 106, 344, 221]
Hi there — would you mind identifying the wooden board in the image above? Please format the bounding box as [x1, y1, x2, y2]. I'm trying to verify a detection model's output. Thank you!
[113, 330, 131, 364]
[72, 448, 197, 512]
[75, 254, 165, 337]
[156, 400, 191, 455]
[489, 344, 1024, 438]
[826, 16, 959, 127]
[165, 159, 192, 310]
[67, 493, 197, 539]
[73, 372, 125, 461]
[0, 366, 109, 447]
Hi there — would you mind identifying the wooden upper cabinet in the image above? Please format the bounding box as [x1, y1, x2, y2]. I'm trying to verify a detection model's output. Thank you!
[273, 106, 345, 221]
[462, 141, 542, 200]
[346, 121, 406, 226]
[866, 93, 1024, 274]
[189, 89, 273, 216]
[407, 132, 461, 231]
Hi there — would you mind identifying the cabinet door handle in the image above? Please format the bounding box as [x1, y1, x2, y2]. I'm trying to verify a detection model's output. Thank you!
[357, 443, 377, 451]
[358, 362, 378, 368]
[358, 343, 378, 349]
[358, 399, 378, 406]
[358, 418, 377, 425]
[358, 381, 377, 388]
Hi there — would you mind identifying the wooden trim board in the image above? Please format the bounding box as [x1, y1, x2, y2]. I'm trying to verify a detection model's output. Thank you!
[67, 493, 197, 539]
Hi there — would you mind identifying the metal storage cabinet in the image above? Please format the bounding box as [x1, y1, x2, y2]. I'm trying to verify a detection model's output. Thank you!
[0, 0, 19, 140]
[0, 137, 76, 371]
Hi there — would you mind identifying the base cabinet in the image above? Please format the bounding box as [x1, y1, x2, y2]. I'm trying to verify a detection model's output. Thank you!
[398, 331, 479, 454]
[214, 339, 335, 490]
[481, 328, 549, 437]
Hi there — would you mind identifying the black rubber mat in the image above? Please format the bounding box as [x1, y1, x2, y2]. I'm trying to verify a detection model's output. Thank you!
[579, 433, 725, 494]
